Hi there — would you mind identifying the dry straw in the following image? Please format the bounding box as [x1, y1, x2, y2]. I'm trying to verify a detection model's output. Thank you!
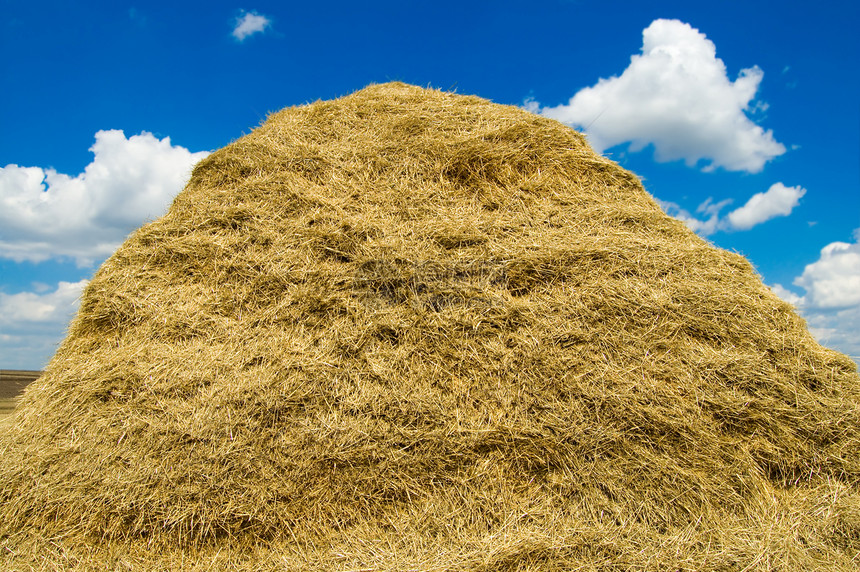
[1, 83, 858, 570]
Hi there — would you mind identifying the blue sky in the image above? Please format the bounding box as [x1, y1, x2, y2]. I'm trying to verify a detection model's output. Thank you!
[1, 0, 859, 369]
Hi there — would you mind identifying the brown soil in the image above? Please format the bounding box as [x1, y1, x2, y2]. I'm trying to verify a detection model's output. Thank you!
[0, 370, 41, 399]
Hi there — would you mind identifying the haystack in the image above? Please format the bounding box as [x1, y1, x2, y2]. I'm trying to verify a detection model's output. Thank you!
[1, 83, 858, 571]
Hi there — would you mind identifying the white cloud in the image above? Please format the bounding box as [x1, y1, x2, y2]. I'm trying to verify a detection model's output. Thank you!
[803, 305, 860, 363]
[658, 199, 709, 234]
[0, 130, 209, 265]
[528, 19, 786, 173]
[0, 280, 88, 369]
[658, 197, 729, 236]
[232, 10, 271, 41]
[725, 183, 806, 230]
[0, 280, 87, 325]
[794, 233, 860, 309]
[659, 182, 804, 236]
[770, 230, 860, 364]
[770, 283, 804, 307]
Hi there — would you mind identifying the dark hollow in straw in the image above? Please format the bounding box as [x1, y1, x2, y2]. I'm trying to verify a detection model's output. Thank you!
[1, 83, 858, 571]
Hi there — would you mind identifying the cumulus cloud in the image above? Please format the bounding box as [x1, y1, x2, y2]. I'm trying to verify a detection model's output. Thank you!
[527, 19, 786, 173]
[0, 280, 87, 326]
[232, 10, 271, 41]
[726, 183, 806, 230]
[769, 283, 804, 307]
[803, 306, 860, 363]
[0, 130, 209, 265]
[659, 182, 805, 236]
[0, 280, 88, 369]
[770, 230, 860, 363]
[793, 232, 860, 309]
[657, 197, 727, 236]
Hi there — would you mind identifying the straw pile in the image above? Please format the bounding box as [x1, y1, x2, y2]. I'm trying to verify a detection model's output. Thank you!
[1, 82, 858, 571]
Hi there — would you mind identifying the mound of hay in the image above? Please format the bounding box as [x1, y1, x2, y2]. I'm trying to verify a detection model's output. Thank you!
[2, 83, 859, 571]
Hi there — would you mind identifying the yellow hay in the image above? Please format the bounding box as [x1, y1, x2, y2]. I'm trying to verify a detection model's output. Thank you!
[1, 82, 858, 570]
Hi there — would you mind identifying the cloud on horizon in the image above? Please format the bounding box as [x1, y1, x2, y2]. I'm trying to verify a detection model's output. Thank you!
[526, 19, 786, 173]
[0, 280, 88, 369]
[0, 130, 209, 266]
[771, 229, 860, 362]
[792, 231, 860, 309]
[232, 10, 271, 42]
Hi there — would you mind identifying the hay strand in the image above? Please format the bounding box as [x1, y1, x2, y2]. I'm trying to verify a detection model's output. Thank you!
[1, 82, 858, 570]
